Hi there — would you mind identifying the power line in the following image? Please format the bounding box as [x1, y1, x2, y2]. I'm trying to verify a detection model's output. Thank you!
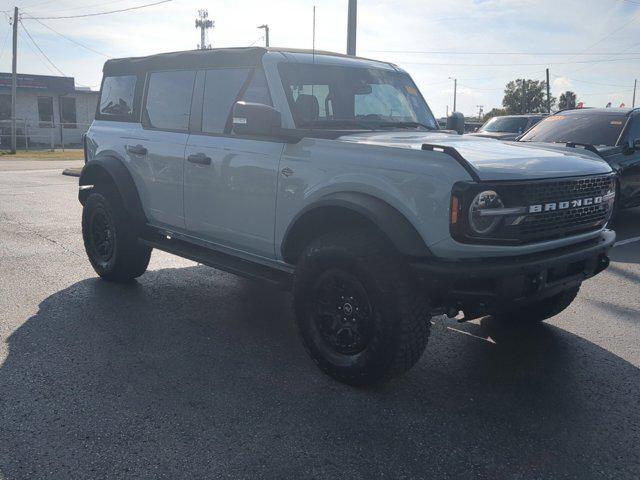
[0, 20, 10, 61]
[550, 73, 632, 88]
[560, 7, 640, 67]
[398, 56, 640, 67]
[29, 17, 111, 57]
[17, 28, 62, 77]
[22, 0, 172, 20]
[363, 49, 640, 56]
[25, 0, 132, 15]
[18, 19, 66, 76]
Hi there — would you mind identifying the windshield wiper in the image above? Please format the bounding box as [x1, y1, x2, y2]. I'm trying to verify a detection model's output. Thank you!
[374, 121, 436, 130]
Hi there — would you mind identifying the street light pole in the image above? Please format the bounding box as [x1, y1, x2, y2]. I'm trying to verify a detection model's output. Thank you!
[449, 77, 457, 112]
[347, 0, 357, 56]
[11, 7, 18, 154]
[258, 24, 269, 47]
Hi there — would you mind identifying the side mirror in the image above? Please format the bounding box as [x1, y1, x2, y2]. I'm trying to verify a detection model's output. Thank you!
[622, 140, 636, 155]
[232, 101, 281, 137]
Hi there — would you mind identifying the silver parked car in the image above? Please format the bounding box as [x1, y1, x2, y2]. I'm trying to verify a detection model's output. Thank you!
[470, 114, 546, 141]
[79, 47, 616, 385]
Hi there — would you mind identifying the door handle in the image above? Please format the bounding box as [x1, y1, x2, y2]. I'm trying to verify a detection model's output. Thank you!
[126, 144, 147, 156]
[187, 153, 212, 166]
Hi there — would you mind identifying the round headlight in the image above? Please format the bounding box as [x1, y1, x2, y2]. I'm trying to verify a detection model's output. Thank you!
[468, 190, 504, 235]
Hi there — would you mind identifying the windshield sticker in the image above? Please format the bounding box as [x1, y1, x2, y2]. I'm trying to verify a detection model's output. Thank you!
[405, 86, 418, 95]
[545, 116, 565, 122]
[610, 120, 623, 125]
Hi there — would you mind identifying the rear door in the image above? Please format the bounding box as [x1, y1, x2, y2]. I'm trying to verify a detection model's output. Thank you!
[184, 67, 284, 259]
[134, 69, 196, 229]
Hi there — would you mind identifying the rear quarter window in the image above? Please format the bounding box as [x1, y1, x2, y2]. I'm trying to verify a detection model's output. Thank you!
[98, 75, 137, 121]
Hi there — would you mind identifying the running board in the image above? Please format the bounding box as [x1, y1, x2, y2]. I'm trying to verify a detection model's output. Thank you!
[139, 233, 293, 290]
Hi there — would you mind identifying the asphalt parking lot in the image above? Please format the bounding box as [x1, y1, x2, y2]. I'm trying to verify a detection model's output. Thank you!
[0, 161, 639, 479]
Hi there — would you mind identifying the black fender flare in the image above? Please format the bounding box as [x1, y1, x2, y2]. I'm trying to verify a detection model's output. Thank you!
[281, 192, 431, 262]
[78, 156, 147, 224]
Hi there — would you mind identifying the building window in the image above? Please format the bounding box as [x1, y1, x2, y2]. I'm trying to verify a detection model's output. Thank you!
[0, 94, 10, 120]
[38, 96, 54, 127]
[60, 97, 77, 128]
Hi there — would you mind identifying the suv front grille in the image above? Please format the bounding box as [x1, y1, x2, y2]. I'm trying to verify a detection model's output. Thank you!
[497, 174, 615, 243]
[450, 174, 616, 245]
[519, 175, 614, 205]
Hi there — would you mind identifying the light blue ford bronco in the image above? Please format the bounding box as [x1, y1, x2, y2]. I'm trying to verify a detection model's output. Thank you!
[80, 47, 616, 385]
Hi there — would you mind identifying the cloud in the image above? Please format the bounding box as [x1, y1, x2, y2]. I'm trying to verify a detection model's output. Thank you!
[553, 76, 573, 91]
[2, 0, 638, 115]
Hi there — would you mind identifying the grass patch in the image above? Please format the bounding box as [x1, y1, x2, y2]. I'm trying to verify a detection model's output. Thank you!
[0, 149, 84, 160]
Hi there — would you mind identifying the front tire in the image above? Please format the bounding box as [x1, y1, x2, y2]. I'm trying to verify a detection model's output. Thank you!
[82, 190, 151, 282]
[293, 229, 430, 386]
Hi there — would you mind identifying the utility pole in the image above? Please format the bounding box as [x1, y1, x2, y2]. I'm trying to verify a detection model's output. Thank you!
[347, 0, 357, 56]
[257, 24, 269, 47]
[521, 79, 527, 114]
[195, 9, 213, 50]
[633, 79, 637, 108]
[476, 105, 484, 120]
[546, 68, 551, 114]
[11, 7, 18, 154]
[449, 77, 457, 112]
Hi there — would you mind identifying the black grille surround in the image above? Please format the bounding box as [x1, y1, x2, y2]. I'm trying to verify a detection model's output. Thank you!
[451, 174, 616, 245]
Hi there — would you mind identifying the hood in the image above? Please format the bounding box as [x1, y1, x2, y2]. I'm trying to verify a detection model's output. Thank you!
[521, 141, 623, 160]
[468, 131, 520, 141]
[337, 131, 613, 181]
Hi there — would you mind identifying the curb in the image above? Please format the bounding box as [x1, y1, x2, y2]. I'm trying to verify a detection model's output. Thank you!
[62, 168, 82, 177]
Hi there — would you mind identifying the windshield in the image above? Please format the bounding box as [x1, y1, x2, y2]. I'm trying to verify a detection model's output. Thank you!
[480, 116, 530, 133]
[519, 113, 627, 146]
[278, 63, 438, 130]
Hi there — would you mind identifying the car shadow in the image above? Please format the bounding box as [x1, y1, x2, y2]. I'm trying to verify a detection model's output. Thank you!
[1, 266, 639, 478]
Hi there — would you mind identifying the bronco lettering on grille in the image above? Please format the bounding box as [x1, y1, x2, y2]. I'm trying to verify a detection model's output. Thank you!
[528, 195, 607, 213]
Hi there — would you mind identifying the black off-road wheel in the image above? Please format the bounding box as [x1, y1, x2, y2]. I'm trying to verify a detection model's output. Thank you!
[293, 229, 431, 386]
[82, 190, 151, 282]
[491, 286, 580, 324]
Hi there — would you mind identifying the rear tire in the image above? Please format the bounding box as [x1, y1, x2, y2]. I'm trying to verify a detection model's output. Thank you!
[293, 228, 430, 386]
[82, 190, 151, 282]
[492, 286, 580, 324]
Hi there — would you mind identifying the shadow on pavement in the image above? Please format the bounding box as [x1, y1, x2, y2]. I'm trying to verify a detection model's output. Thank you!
[0, 266, 638, 478]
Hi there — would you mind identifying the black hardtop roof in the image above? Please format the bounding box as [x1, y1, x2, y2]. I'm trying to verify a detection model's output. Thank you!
[558, 107, 639, 116]
[103, 47, 267, 75]
[102, 46, 392, 75]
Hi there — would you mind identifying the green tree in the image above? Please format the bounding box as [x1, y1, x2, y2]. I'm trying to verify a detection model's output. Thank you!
[482, 108, 507, 121]
[502, 79, 555, 114]
[558, 91, 577, 110]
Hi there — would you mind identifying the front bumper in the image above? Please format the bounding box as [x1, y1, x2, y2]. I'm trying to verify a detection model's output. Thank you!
[410, 229, 615, 318]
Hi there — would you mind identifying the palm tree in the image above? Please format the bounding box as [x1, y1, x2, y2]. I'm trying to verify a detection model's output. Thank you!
[559, 91, 577, 110]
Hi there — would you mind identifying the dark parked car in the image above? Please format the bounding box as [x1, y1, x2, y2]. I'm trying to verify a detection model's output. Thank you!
[470, 114, 546, 141]
[519, 108, 640, 211]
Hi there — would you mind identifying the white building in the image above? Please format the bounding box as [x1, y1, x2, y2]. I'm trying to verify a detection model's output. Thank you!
[0, 72, 98, 148]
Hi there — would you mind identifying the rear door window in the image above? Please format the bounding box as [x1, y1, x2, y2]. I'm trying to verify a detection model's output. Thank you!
[201, 68, 251, 133]
[144, 70, 196, 131]
[99, 75, 137, 118]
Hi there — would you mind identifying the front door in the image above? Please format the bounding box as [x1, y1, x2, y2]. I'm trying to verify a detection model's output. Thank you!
[184, 67, 283, 260]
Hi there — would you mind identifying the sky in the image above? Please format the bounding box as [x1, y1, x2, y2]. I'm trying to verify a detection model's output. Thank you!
[0, 0, 639, 118]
